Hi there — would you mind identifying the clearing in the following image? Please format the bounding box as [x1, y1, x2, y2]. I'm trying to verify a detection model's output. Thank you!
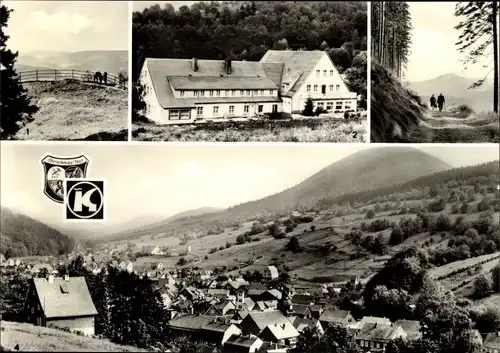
[131, 116, 366, 142]
[15, 79, 128, 141]
[0, 321, 148, 352]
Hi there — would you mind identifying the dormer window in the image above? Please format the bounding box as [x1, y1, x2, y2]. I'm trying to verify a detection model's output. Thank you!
[316, 70, 320, 77]
[180, 90, 185, 97]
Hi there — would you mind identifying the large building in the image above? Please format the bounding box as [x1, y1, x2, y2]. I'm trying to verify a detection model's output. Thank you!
[139, 50, 358, 124]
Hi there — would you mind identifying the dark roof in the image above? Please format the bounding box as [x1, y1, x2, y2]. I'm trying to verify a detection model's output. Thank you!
[291, 294, 315, 305]
[356, 323, 399, 342]
[32, 277, 97, 319]
[319, 309, 351, 323]
[293, 304, 309, 316]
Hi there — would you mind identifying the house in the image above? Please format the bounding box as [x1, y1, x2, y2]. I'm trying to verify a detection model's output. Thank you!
[201, 321, 242, 345]
[290, 317, 324, 335]
[291, 294, 315, 306]
[484, 332, 500, 353]
[30, 263, 54, 275]
[0, 254, 5, 264]
[25, 275, 98, 336]
[142, 245, 163, 255]
[264, 266, 279, 280]
[260, 50, 357, 113]
[319, 309, 356, 328]
[259, 321, 300, 348]
[222, 334, 264, 353]
[352, 316, 392, 331]
[208, 288, 230, 299]
[355, 323, 407, 351]
[139, 50, 357, 125]
[204, 300, 236, 316]
[394, 320, 422, 340]
[239, 310, 292, 336]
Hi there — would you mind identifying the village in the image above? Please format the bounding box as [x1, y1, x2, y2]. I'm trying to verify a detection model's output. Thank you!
[1, 245, 499, 353]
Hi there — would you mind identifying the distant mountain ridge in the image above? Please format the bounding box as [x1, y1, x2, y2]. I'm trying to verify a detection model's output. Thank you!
[406, 73, 494, 112]
[16, 50, 128, 75]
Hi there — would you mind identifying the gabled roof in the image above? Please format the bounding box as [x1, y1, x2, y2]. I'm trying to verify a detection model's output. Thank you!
[394, 319, 421, 339]
[319, 309, 351, 324]
[291, 294, 315, 305]
[266, 265, 279, 278]
[169, 314, 217, 331]
[293, 304, 309, 316]
[224, 334, 261, 349]
[357, 316, 392, 330]
[484, 332, 500, 349]
[244, 310, 290, 332]
[168, 76, 277, 90]
[356, 323, 403, 342]
[32, 277, 97, 319]
[261, 321, 300, 340]
[292, 317, 320, 333]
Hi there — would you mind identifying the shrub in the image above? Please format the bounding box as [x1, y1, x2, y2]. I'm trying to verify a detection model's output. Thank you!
[285, 224, 294, 233]
[310, 225, 316, 231]
[273, 232, 287, 239]
[204, 255, 208, 260]
[366, 209, 375, 219]
[236, 235, 246, 245]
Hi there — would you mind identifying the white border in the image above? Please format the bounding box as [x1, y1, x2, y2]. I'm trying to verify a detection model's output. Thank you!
[127, 0, 133, 142]
[63, 178, 106, 223]
[366, 1, 372, 143]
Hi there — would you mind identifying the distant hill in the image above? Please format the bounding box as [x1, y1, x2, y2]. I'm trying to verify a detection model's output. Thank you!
[111, 147, 452, 240]
[0, 207, 75, 258]
[164, 207, 224, 223]
[16, 50, 128, 75]
[406, 73, 494, 112]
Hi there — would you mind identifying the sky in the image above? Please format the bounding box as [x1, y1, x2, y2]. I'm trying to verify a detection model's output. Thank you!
[406, 2, 493, 82]
[1, 143, 498, 233]
[3, 1, 129, 52]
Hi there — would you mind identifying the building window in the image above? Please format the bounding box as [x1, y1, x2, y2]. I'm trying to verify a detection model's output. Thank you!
[229, 106, 234, 114]
[244, 105, 249, 113]
[314, 85, 318, 92]
[180, 90, 185, 97]
[180, 110, 190, 120]
[317, 102, 324, 107]
[307, 85, 311, 92]
[345, 102, 352, 110]
[194, 90, 198, 96]
[200, 90, 205, 97]
[329, 85, 334, 91]
[327, 102, 333, 110]
[336, 85, 340, 91]
[336, 102, 342, 110]
[232, 90, 236, 96]
[213, 106, 219, 114]
[316, 70, 320, 77]
[269, 89, 274, 95]
[209, 90, 214, 96]
[197, 107, 203, 116]
[272, 104, 278, 112]
[258, 105, 263, 113]
[240, 90, 244, 96]
[216, 90, 220, 96]
[323, 70, 327, 76]
[260, 90, 264, 96]
[169, 110, 180, 120]
[330, 70, 334, 76]
[246, 90, 250, 96]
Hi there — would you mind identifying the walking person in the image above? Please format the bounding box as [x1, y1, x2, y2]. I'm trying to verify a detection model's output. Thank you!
[437, 93, 445, 112]
[430, 94, 437, 110]
[103, 71, 108, 85]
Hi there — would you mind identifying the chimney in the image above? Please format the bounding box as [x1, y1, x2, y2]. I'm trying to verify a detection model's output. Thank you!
[190, 305, 194, 315]
[225, 59, 232, 75]
[48, 274, 54, 283]
[64, 274, 69, 282]
[192, 58, 198, 72]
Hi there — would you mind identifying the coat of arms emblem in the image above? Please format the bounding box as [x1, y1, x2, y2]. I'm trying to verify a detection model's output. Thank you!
[41, 155, 89, 203]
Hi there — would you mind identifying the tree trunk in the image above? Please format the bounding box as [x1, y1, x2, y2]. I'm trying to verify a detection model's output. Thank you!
[493, 1, 499, 113]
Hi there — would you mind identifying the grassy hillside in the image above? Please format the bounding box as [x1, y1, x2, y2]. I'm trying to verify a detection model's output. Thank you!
[0, 207, 74, 258]
[0, 321, 148, 352]
[111, 147, 451, 242]
[15, 79, 127, 141]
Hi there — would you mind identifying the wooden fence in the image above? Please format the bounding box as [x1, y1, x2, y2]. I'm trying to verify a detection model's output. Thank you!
[18, 69, 127, 89]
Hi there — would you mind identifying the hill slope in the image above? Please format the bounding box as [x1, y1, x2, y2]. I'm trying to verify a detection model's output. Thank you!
[0, 207, 74, 258]
[163, 207, 224, 224]
[15, 79, 127, 141]
[406, 74, 494, 112]
[0, 321, 147, 352]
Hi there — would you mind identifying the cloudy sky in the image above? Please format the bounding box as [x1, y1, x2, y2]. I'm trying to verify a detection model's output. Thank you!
[407, 2, 493, 82]
[1, 143, 498, 233]
[4, 1, 129, 52]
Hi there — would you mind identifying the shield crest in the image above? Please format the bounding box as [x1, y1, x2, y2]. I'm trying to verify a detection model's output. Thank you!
[41, 155, 89, 203]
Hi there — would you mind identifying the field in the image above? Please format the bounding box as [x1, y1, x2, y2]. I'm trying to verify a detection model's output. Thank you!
[131, 116, 366, 142]
[0, 321, 148, 352]
[15, 79, 128, 141]
[413, 109, 499, 143]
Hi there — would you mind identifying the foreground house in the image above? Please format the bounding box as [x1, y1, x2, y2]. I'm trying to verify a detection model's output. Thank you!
[222, 334, 264, 353]
[484, 332, 500, 353]
[25, 275, 98, 336]
[139, 50, 357, 124]
[319, 309, 356, 327]
[355, 323, 407, 351]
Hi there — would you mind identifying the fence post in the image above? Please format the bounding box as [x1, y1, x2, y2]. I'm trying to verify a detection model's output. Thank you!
[54, 69, 57, 81]
[36, 70, 38, 81]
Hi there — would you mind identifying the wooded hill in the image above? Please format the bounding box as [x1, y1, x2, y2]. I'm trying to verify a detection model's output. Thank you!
[132, 1, 367, 80]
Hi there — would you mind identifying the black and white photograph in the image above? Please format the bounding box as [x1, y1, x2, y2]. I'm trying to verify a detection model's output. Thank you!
[371, 1, 500, 143]
[131, 1, 368, 142]
[0, 1, 129, 141]
[1, 142, 499, 352]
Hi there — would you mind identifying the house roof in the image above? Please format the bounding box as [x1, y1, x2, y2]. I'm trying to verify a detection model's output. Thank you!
[484, 332, 500, 349]
[32, 277, 97, 319]
[291, 294, 315, 305]
[267, 289, 282, 300]
[169, 314, 217, 331]
[319, 309, 351, 323]
[394, 320, 421, 339]
[262, 321, 300, 340]
[31, 263, 54, 273]
[293, 304, 309, 316]
[357, 316, 392, 330]
[225, 334, 261, 348]
[245, 310, 290, 332]
[144, 57, 283, 109]
[292, 317, 320, 333]
[356, 323, 402, 342]
[201, 322, 236, 334]
[266, 265, 279, 278]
